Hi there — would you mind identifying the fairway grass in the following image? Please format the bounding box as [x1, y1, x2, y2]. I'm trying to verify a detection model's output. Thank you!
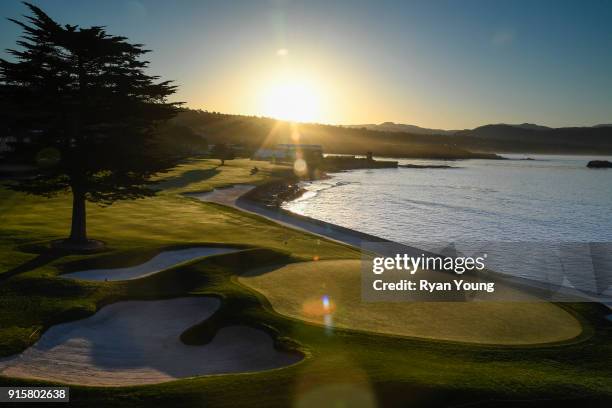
[154, 158, 292, 194]
[0, 158, 358, 357]
[239, 260, 583, 345]
[1, 158, 611, 406]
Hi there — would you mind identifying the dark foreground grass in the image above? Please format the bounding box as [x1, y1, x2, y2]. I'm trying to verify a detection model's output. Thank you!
[1, 158, 611, 407]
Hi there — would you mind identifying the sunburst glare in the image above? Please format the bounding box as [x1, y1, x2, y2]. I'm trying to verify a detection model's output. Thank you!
[259, 77, 321, 122]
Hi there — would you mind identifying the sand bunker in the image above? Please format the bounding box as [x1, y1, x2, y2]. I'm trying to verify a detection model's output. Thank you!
[0, 298, 300, 386]
[239, 260, 583, 345]
[63, 247, 239, 281]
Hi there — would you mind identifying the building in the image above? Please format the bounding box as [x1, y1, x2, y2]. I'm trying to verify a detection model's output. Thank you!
[253, 144, 323, 162]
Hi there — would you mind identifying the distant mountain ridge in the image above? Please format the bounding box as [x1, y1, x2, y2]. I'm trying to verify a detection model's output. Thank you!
[172, 110, 612, 157]
[347, 121, 612, 153]
[348, 121, 611, 135]
[505, 123, 552, 131]
[452, 123, 612, 153]
[346, 122, 459, 135]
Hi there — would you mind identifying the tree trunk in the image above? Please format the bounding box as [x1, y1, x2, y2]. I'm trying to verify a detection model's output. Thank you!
[69, 189, 87, 243]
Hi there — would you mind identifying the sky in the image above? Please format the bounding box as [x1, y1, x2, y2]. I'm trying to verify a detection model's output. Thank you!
[1, 0, 611, 129]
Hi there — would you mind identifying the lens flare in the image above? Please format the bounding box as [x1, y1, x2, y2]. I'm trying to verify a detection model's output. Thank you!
[302, 295, 336, 318]
[294, 158, 308, 176]
[322, 295, 330, 310]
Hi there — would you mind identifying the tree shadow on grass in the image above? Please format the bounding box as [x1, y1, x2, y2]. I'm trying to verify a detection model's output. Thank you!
[1, 241, 107, 282]
[0, 251, 65, 282]
[156, 167, 220, 190]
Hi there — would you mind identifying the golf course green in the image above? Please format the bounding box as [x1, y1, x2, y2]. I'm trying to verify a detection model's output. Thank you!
[238, 260, 583, 345]
[1, 158, 611, 407]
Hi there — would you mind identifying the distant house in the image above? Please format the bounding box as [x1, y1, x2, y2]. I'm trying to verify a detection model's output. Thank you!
[251, 147, 287, 160]
[253, 144, 323, 162]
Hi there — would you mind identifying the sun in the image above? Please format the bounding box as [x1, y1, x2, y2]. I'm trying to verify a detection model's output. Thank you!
[260, 78, 321, 123]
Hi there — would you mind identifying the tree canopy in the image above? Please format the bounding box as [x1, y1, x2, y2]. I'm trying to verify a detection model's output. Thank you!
[0, 2, 182, 246]
[210, 143, 235, 166]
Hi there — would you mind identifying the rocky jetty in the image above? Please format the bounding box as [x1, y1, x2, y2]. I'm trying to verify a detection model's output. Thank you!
[242, 179, 305, 208]
[320, 156, 398, 172]
[587, 160, 612, 168]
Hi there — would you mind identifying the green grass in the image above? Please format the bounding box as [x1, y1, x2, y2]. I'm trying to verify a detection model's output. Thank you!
[154, 158, 293, 194]
[0, 161, 356, 276]
[1, 158, 611, 407]
[0, 158, 357, 355]
[239, 260, 583, 345]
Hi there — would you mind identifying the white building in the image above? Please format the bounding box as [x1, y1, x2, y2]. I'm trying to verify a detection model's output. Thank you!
[253, 144, 323, 161]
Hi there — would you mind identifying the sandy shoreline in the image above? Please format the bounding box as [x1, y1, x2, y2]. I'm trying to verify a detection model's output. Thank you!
[188, 184, 407, 249]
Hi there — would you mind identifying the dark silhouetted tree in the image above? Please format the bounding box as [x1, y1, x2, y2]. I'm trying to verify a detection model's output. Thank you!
[0, 3, 181, 248]
[210, 143, 234, 166]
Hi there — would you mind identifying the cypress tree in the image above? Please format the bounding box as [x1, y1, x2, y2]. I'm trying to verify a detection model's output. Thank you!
[1, 3, 181, 248]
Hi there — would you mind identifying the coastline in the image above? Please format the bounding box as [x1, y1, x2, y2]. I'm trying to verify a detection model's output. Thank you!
[240, 155, 466, 208]
[189, 181, 603, 304]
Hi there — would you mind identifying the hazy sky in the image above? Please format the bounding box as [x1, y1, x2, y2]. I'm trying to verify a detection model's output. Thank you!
[1, 0, 611, 128]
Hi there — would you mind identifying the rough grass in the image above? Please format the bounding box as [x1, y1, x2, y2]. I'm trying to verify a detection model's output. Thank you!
[154, 158, 293, 194]
[1, 158, 611, 407]
[238, 260, 583, 345]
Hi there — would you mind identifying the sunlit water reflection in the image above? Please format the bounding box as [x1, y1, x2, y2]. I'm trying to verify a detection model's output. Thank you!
[284, 155, 612, 298]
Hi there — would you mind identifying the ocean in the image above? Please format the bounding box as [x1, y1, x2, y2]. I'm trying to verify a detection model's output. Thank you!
[283, 155, 612, 298]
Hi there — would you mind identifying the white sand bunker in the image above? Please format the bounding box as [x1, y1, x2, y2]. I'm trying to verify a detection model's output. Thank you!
[0, 298, 301, 386]
[63, 247, 239, 281]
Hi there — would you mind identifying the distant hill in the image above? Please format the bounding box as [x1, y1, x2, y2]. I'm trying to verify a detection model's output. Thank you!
[173, 111, 499, 159]
[173, 111, 612, 158]
[346, 121, 612, 154]
[507, 123, 552, 131]
[346, 122, 459, 135]
[452, 124, 612, 153]
[349, 121, 560, 134]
